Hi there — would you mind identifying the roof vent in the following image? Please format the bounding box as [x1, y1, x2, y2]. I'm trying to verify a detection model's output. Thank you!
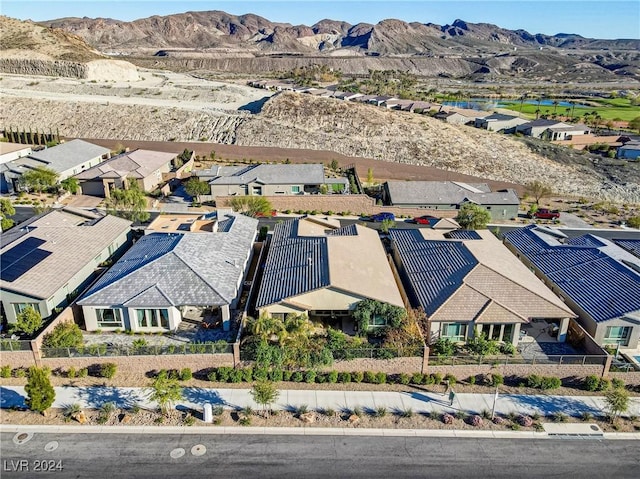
[307, 257, 313, 266]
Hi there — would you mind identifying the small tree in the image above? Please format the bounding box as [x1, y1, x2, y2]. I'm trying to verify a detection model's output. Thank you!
[466, 334, 500, 357]
[1, 198, 16, 231]
[455, 203, 491, 230]
[229, 196, 273, 218]
[149, 370, 183, 415]
[60, 177, 80, 195]
[250, 380, 280, 418]
[330, 160, 340, 172]
[366, 168, 375, 185]
[184, 177, 210, 203]
[25, 367, 55, 414]
[105, 181, 150, 223]
[629, 116, 640, 134]
[11, 306, 42, 336]
[380, 218, 395, 233]
[42, 321, 83, 349]
[525, 180, 553, 205]
[20, 167, 59, 193]
[605, 387, 629, 423]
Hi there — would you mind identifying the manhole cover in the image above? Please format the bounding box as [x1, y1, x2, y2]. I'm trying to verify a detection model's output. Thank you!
[44, 441, 59, 452]
[13, 432, 33, 445]
[191, 444, 206, 456]
[590, 425, 600, 431]
[170, 448, 185, 459]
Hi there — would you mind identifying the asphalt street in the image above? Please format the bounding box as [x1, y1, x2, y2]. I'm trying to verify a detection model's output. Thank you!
[1, 432, 638, 479]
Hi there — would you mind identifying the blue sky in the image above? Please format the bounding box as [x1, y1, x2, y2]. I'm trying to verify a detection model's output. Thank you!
[2, 1, 639, 39]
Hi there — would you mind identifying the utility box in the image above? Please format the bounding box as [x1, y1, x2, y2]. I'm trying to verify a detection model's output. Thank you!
[203, 403, 213, 423]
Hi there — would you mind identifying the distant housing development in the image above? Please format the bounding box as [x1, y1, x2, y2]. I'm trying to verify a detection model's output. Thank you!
[503, 225, 640, 349]
[255, 216, 403, 333]
[78, 211, 257, 332]
[383, 181, 520, 221]
[195, 163, 348, 198]
[0, 208, 132, 324]
[390, 228, 575, 345]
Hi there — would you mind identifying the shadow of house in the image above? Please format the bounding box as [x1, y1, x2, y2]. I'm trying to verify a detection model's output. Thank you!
[0, 387, 26, 409]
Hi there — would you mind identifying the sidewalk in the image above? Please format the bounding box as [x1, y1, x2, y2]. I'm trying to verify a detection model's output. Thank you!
[2, 386, 639, 418]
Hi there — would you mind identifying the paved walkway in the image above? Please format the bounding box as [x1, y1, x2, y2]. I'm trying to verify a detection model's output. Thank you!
[2, 386, 639, 418]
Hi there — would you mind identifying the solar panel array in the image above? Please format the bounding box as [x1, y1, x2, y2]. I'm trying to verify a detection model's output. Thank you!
[0, 237, 52, 283]
[444, 230, 482, 240]
[327, 224, 358, 236]
[389, 229, 478, 315]
[613, 239, 640, 258]
[504, 226, 640, 322]
[255, 219, 330, 308]
[567, 235, 605, 248]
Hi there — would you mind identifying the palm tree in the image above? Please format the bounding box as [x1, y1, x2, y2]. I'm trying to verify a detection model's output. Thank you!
[247, 313, 285, 342]
[552, 100, 559, 115]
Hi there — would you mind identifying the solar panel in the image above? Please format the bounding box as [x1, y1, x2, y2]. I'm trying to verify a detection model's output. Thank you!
[444, 230, 482, 240]
[613, 239, 640, 258]
[0, 237, 51, 282]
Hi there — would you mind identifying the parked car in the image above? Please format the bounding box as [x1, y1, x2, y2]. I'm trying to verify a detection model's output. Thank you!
[528, 208, 560, 220]
[369, 212, 396, 222]
[255, 210, 277, 218]
[410, 215, 437, 225]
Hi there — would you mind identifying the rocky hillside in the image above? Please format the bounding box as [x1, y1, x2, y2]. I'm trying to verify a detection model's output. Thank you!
[0, 16, 139, 81]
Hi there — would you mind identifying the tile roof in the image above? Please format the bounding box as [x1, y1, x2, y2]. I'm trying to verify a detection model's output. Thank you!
[0, 209, 131, 299]
[256, 218, 403, 308]
[385, 181, 518, 206]
[390, 228, 573, 322]
[503, 225, 640, 322]
[78, 212, 258, 308]
[204, 164, 326, 185]
[74, 149, 176, 181]
[27, 140, 111, 174]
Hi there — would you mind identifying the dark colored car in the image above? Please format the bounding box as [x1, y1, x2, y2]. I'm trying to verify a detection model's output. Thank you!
[370, 212, 396, 222]
[528, 208, 560, 220]
[411, 215, 438, 225]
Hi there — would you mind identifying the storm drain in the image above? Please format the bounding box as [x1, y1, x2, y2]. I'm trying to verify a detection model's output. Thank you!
[13, 432, 33, 445]
[543, 423, 604, 438]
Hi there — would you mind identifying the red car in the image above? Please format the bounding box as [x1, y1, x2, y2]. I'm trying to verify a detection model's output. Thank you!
[411, 215, 438, 225]
[529, 208, 560, 220]
[255, 210, 277, 218]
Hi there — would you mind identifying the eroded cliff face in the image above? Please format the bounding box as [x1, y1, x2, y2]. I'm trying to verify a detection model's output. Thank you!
[0, 58, 139, 81]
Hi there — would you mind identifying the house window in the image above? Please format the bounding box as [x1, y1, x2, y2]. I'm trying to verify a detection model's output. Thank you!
[441, 323, 467, 341]
[291, 185, 300, 193]
[96, 308, 123, 328]
[136, 309, 170, 329]
[604, 326, 632, 346]
[13, 303, 41, 316]
[368, 315, 387, 328]
[252, 186, 262, 195]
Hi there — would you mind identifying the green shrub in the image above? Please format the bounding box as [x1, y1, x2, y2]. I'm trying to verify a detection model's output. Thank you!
[269, 369, 284, 382]
[338, 372, 351, 383]
[411, 372, 424, 385]
[467, 375, 476, 385]
[207, 370, 218, 382]
[216, 367, 233, 382]
[42, 321, 83, 349]
[540, 376, 562, 390]
[598, 378, 611, 391]
[283, 370, 293, 381]
[612, 378, 625, 390]
[304, 370, 316, 383]
[292, 371, 303, 382]
[352, 371, 364, 383]
[67, 367, 77, 379]
[1, 365, 11, 378]
[423, 374, 435, 385]
[526, 374, 543, 388]
[253, 368, 268, 381]
[444, 374, 457, 386]
[327, 371, 338, 383]
[242, 367, 253, 382]
[14, 368, 26, 378]
[432, 373, 443, 385]
[77, 368, 88, 378]
[316, 373, 326, 384]
[374, 407, 387, 418]
[179, 368, 192, 381]
[25, 367, 55, 413]
[399, 373, 411, 385]
[432, 338, 456, 357]
[184, 413, 196, 426]
[99, 363, 117, 379]
[375, 372, 387, 384]
[364, 371, 376, 383]
[500, 342, 516, 355]
[238, 416, 251, 426]
[584, 375, 600, 392]
[229, 369, 243, 383]
[490, 374, 504, 387]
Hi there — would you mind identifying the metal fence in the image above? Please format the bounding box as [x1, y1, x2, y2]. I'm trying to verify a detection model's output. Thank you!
[0, 339, 32, 352]
[427, 354, 609, 367]
[41, 342, 234, 358]
[330, 347, 424, 360]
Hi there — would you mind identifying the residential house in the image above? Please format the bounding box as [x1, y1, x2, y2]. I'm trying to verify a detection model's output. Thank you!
[0, 142, 32, 165]
[543, 124, 591, 141]
[503, 225, 640, 349]
[195, 163, 348, 198]
[474, 113, 528, 132]
[551, 134, 624, 151]
[255, 216, 403, 333]
[74, 149, 177, 198]
[369, 95, 398, 107]
[434, 107, 487, 125]
[617, 141, 640, 161]
[515, 119, 569, 139]
[0, 140, 111, 194]
[389, 228, 575, 345]
[383, 181, 520, 221]
[0, 208, 132, 324]
[78, 211, 258, 332]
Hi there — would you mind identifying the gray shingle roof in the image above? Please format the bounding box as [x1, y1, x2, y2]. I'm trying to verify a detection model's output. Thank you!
[27, 140, 111, 174]
[483, 113, 519, 121]
[78, 212, 258, 307]
[385, 181, 518, 206]
[206, 164, 325, 185]
[0, 209, 131, 299]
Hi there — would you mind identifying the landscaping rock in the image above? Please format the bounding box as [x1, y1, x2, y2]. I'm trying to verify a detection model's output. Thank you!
[470, 415, 483, 427]
[348, 414, 360, 425]
[120, 414, 132, 424]
[493, 416, 505, 425]
[299, 412, 315, 424]
[72, 411, 87, 424]
[442, 413, 454, 425]
[518, 415, 533, 427]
